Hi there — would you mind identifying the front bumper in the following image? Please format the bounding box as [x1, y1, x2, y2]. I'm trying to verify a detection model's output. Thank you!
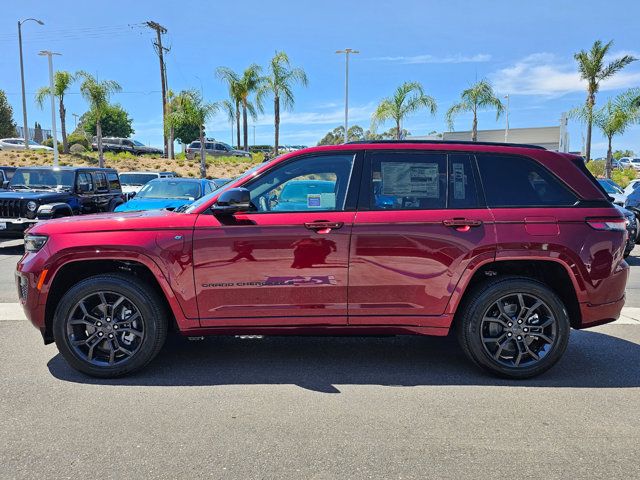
[0, 218, 35, 238]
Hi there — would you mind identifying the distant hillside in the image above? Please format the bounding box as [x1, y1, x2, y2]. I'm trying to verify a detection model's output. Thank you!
[0, 150, 261, 179]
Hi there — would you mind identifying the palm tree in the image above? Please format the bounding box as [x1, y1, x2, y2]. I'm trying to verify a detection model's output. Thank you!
[170, 90, 218, 178]
[446, 80, 504, 141]
[237, 64, 264, 151]
[216, 67, 242, 148]
[77, 71, 121, 167]
[571, 91, 640, 178]
[258, 51, 308, 155]
[574, 40, 636, 162]
[219, 99, 237, 146]
[34, 71, 75, 153]
[371, 82, 437, 140]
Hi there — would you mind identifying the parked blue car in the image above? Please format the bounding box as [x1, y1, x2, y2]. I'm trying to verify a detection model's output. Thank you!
[115, 178, 216, 212]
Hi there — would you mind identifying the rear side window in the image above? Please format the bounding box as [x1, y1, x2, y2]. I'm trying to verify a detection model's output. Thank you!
[476, 154, 577, 207]
[107, 172, 121, 191]
[94, 172, 109, 192]
[368, 151, 481, 210]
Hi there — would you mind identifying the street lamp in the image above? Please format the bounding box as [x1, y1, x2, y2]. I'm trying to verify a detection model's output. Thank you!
[18, 18, 44, 149]
[504, 94, 510, 142]
[336, 48, 359, 143]
[38, 50, 61, 167]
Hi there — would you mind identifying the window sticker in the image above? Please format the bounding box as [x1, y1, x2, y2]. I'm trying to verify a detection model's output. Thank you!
[320, 193, 336, 209]
[381, 162, 440, 198]
[307, 194, 322, 208]
[451, 162, 466, 200]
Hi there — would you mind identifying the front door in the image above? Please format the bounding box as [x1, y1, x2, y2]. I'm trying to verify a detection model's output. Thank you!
[194, 152, 360, 327]
[348, 150, 496, 326]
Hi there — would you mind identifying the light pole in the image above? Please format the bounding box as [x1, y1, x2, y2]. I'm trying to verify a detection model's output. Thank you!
[72, 113, 79, 130]
[18, 18, 44, 149]
[39, 50, 61, 167]
[504, 94, 510, 142]
[336, 48, 359, 143]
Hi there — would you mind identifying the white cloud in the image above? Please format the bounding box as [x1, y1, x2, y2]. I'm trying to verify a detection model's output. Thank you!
[371, 53, 492, 64]
[491, 53, 640, 96]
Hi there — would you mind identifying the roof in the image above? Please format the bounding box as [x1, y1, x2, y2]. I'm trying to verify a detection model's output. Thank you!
[14, 166, 117, 172]
[346, 139, 546, 150]
[147, 177, 208, 183]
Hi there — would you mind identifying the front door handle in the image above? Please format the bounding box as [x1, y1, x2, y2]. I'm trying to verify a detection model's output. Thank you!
[305, 221, 344, 234]
[442, 218, 483, 232]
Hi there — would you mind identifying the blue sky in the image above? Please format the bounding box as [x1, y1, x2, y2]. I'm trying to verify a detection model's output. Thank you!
[2, 0, 639, 155]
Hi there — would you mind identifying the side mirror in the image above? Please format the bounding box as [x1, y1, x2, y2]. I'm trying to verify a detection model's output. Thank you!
[212, 187, 251, 215]
[2, 180, 9, 189]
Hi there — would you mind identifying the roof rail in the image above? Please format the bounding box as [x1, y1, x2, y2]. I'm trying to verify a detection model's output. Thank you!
[344, 140, 546, 150]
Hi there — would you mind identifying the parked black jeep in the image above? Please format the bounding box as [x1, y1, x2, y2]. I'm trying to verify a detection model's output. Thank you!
[0, 167, 125, 238]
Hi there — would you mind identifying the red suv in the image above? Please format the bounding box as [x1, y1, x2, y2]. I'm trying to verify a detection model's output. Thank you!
[17, 141, 629, 379]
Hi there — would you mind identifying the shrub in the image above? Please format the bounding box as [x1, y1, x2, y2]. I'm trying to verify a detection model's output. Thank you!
[586, 160, 606, 178]
[70, 143, 87, 154]
[66, 132, 90, 150]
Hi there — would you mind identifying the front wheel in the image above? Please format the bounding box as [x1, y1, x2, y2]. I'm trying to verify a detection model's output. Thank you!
[457, 277, 570, 379]
[53, 273, 168, 377]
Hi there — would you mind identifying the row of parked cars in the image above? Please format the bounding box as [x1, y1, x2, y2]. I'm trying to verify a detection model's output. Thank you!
[595, 178, 640, 257]
[0, 166, 229, 239]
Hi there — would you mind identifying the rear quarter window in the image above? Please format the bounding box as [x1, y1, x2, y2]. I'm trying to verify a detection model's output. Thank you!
[476, 154, 577, 207]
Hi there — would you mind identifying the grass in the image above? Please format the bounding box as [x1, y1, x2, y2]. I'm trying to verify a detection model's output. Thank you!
[0, 150, 261, 179]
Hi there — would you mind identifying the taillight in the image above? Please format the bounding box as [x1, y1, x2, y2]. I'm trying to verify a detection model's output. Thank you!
[586, 217, 627, 231]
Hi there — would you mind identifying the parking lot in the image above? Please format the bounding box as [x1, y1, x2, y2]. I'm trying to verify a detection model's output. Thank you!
[1, 242, 639, 479]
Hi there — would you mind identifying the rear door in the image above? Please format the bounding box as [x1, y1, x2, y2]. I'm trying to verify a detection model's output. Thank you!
[348, 150, 496, 326]
[93, 172, 111, 212]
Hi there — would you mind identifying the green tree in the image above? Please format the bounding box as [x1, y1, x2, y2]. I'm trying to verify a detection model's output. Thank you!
[613, 149, 635, 160]
[571, 91, 640, 178]
[77, 71, 122, 167]
[258, 51, 308, 155]
[371, 82, 436, 140]
[0, 90, 17, 138]
[446, 79, 504, 141]
[574, 40, 636, 162]
[216, 67, 244, 150]
[167, 90, 218, 178]
[34, 71, 75, 153]
[81, 104, 133, 138]
[217, 65, 263, 151]
[166, 90, 200, 152]
[218, 99, 237, 147]
[318, 125, 365, 145]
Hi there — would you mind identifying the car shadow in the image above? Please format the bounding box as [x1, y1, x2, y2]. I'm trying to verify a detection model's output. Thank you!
[47, 329, 640, 392]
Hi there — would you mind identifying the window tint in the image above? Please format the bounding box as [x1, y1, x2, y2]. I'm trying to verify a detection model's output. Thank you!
[107, 172, 121, 191]
[94, 172, 108, 192]
[245, 154, 355, 213]
[77, 172, 93, 192]
[369, 152, 447, 210]
[476, 154, 577, 207]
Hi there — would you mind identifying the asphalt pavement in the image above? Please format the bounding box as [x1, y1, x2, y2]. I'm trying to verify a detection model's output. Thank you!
[0, 241, 639, 479]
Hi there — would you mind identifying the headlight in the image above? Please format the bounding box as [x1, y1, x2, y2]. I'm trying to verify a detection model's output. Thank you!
[24, 234, 48, 252]
[26, 201, 37, 212]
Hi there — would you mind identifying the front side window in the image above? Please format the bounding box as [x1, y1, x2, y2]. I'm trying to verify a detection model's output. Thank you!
[76, 172, 93, 192]
[476, 154, 577, 207]
[245, 154, 355, 213]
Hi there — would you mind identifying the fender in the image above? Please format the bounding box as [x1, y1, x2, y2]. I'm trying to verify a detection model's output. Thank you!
[36, 203, 73, 220]
[39, 248, 194, 330]
[444, 253, 585, 316]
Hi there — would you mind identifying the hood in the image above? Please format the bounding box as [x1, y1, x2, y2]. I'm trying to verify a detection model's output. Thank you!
[28, 208, 197, 235]
[114, 197, 193, 213]
[0, 190, 70, 202]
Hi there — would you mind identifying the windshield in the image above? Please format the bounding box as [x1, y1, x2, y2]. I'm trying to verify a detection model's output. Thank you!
[137, 180, 201, 199]
[10, 168, 74, 189]
[184, 163, 264, 213]
[119, 173, 159, 186]
[598, 180, 618, 194]
[133, 140, 145, 146]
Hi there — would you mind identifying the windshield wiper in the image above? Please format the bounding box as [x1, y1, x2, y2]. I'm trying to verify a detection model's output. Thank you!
[9, 184, 28, 189]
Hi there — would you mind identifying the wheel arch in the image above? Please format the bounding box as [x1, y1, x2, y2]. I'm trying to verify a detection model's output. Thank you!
[43, 259, 181, 344]
[449, 259, 582, 329]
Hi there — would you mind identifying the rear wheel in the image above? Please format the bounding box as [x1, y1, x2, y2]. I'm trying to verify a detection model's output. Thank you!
[53, 273, 168, 378]
[457, 277, 570, 379]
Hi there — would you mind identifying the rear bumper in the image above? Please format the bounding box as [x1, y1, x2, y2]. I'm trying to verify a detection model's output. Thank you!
[577, 260, 629, 329]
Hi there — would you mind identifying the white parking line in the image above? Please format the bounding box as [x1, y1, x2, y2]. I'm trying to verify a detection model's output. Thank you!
[1, 302, 639, 324]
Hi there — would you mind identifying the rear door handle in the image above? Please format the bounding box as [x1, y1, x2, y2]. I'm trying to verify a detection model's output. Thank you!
[305, 221, 344, 234]
[443, 218, 482, 232]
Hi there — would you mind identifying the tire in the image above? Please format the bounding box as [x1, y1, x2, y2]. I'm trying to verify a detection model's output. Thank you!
[53, 273, 168, 378]
[456, 276, 570, 379]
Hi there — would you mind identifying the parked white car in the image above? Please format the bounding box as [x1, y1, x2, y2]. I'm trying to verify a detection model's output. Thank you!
[119, 171, 177, 198]
[619, 157, 640, 171]
[597, 179, 626, 206]
[624, 179, 640, 196]
[0, 138, 53, 151]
